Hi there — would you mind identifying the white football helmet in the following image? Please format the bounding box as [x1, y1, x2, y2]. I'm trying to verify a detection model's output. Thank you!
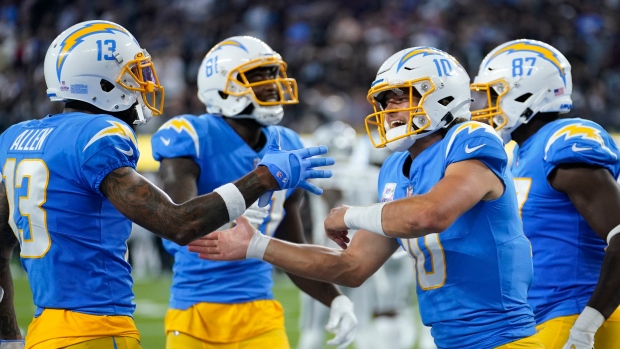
[312, 121, 358, 162]
[470, 39, 572, 142]
[197, 36, 298, 125]
[44, 20, 164, 124]
[366, 47, 472, 151]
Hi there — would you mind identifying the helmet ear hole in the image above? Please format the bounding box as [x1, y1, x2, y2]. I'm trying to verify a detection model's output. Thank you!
[514, 93, 532, 103]
[218, 91, 229, 99]
[100, 79, 115, 92]
[437, 96, 454, 106]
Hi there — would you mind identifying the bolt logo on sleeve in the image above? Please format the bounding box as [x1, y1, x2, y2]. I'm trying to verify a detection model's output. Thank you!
[159, 117, 200, 157]
[445, 121, 501, 157]
[544, 123, 617, 160]
[56, 22, 133, 81]
[83, 120, 137, 156]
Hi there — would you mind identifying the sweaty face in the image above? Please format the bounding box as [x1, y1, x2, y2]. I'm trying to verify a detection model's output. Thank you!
[245, 67, 279, 103]
[379, 87, 421, 130]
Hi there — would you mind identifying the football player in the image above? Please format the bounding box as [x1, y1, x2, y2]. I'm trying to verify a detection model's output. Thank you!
[150, 36, 357, 349]
[0, 21, 333, 349]
[299, 122, 432, 349]
[470, 39, 620, 349]
[189, 47, 544, 349]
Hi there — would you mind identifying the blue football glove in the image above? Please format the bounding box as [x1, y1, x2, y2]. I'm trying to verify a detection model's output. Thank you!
[257, 131, 334, 207]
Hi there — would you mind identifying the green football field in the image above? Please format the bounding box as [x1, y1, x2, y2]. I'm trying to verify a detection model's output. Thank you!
[11, 266, 422, 349]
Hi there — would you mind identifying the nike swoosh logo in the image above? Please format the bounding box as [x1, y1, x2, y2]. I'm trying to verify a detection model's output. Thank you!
[572, 144, 592, 152]
[115, 147, 134, 157]
[465, 144, 486, 154]
[160, 137, 171, 146]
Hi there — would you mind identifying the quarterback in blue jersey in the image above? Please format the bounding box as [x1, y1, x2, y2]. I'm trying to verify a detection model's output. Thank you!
[0, 22, 333, 349]
[189, 47, 544, 349]
[150, 36, 356, 349]
[471, 39, 620, 349]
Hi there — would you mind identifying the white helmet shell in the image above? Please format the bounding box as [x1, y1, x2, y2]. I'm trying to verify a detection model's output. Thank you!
[44, 20, 165, 124]
[471, 39, 572, 141]
[197, 36, 298, 125]
[365, 47, 472, 151]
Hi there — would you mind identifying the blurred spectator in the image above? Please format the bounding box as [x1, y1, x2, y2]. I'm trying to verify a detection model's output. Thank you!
[2, 0, 620, 135]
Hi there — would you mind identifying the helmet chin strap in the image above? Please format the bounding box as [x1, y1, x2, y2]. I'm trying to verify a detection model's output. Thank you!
[251, 104, 284, 126]
[497, 128, 514, 143]
[385, 125, 418, 152]
[133, 102, 152, 125]
[384, 117, 446, 152]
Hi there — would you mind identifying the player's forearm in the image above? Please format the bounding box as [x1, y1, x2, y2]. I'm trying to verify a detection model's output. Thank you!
[586, 238, 620, 318]
[105, 167, 277, 245]
[264, 240, 364, 288]
[166, 168, 278, 244]
[287, 273, 343, 307]
[381, 196, 448, 238]
[0, 251, 21, 339]
[161, 173, 268, 244]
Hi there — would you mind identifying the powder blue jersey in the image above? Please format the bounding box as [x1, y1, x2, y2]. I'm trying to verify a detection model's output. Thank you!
[511, 118, 620, 324]
[377, 121, 535, 349]
[151, 114, 301, 309]
[0, 112, 139, 316]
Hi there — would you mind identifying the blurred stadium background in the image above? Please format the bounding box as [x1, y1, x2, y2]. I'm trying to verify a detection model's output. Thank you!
[5, 0, 620, 348]
[2, 0, 620, 134]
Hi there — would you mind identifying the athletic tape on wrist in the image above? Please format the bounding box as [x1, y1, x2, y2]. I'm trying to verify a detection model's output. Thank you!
[343, 203, 387, 236]
[213, 183, 246, 221]
[607, 224, 620, 245]
[246, 229, 271, 260]
[574, 306, 605, 334]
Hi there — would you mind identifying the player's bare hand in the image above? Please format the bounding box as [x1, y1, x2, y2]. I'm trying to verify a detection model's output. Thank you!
[325, 205, 351, 249]
[188, 216, 256, 261]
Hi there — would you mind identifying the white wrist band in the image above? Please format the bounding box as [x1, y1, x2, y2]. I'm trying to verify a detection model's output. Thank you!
[246, 229, 271, 260]
[574, 306, 605, 334]
[343, 203, 387, 236]
[607, 224, 620, 245]
[213, 183, 246, 221]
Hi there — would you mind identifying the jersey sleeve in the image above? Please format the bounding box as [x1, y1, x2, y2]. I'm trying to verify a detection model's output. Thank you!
[152, 115, 202, 162]
[543, 120, 620, 178]
[78, 116, 140, 196]
[444, 121, 508, 182]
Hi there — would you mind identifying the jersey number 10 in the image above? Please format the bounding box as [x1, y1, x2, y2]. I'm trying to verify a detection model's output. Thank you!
[404, 234, 447, 290]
